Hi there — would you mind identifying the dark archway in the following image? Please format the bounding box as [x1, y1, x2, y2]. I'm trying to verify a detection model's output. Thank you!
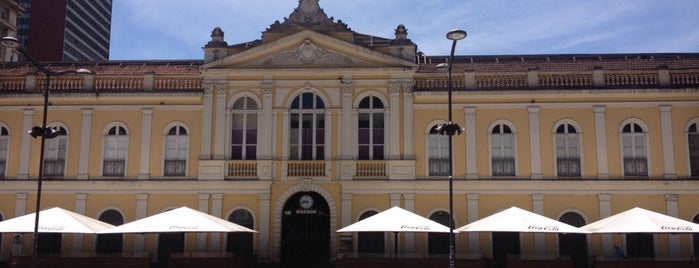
[96, 209, 124, 254]
[227, 208, 254, 265]
[281, 191, 330, 268]
[428, 210, 451, 256]
[626, 233, 654, 258]
[492, 232, 520, 268]
[693, 214, 699, 258]
[37, 233, 61, 255]
[559, 212, 588, 268]
[157, 232, 184, 268]
[357, 210, 384, 256]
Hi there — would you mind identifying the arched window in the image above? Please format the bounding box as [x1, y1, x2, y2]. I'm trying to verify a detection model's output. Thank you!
[555, 123, 581, 177]
[164, 125, 189, 176]
[43, 126, 68, 177]
[96, 209, 124, 253]
[357, 210, 384, 255]
[687, 122, 699, 177]
[0, 126, 8, 179]
[231, 96, 257, 160]
[559, 212, 588, 268]
[227, 209, 254, 257]
[621, 121, 647, 177]
[428, 125, 449, 176]
[428, 211, 451, 255]
[357, 96, 385, 160]
[490, 122, 515, 176]
[103, 125, 128, 177]
[289, 93, 325, 160]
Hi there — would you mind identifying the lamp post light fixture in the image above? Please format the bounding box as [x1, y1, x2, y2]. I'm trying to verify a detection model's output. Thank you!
[1, 36, 92, 268]
[435, 28, 467, 268]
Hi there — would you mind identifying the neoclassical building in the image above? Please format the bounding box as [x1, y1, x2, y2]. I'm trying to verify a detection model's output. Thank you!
[1, 1, 698, 267]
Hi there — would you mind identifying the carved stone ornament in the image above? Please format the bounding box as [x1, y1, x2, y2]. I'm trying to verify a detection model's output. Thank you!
[262, 39, 355, 66]
[288, 0, 330, 25]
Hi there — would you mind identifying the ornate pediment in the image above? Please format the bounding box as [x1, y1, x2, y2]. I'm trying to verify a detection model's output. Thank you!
[243, 39, 374, 68]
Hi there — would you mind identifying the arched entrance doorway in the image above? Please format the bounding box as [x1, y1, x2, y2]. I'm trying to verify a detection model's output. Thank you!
[281, 191, 330, 268]
[559, 212, 588, 268]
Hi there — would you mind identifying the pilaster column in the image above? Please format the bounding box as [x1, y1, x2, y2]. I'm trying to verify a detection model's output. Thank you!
[213, 88, 227, 160]
[259, 193, 271, 259]
[134, 193, 149, 253]
[197, 194, 210, 251]
[13, 193, 27, 255]
[466, 193, 480, 254]
[138, 109, 153, 179]
[77, 109, 93, 179]
[73, 193, 87, 253]
[528, 107, 543, 179]
[665, 194, 680, 258]
[200, 87, 214, 159]
[340, 193, 353, 256]
[531, 194, 545, 256]
[402, 84, 415, 159]
[340, 81, 353, 159]
[659, 105, 676, 178]
[210, 194, 224, 251]
[390, 193, 402, 255]
[261, 82, 274, 159]
[403, 193, 415, 254]
[594, 106, 609, 179]
[465, 108, 478, 179]
[389, 83, 401, 159]
[18, 109, 33, 179]
[597, 194, 613, 257]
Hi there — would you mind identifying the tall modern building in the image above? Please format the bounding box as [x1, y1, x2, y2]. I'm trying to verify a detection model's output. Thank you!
[0, 1, 698, 268]
[15, 0, 112, 61]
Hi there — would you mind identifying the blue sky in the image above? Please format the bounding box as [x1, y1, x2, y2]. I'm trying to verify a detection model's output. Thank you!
[110, 0, 699, 60]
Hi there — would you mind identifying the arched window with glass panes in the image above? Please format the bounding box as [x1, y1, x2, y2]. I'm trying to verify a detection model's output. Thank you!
[164, 125, 189, 177]
[0, 125, 9, 179]
[428, 124, 449, 176]
[620, 121, 648, 177]
[687, 121, 699, 177]
[43, 125, 68, 177]
[231, 96, 257, 160]
[357, 96, 385, 160]
[554, 122, 581, 177]
[490, 122, 516, 177]
[289, 92, 325, 160]
[103, 124, 128, 177]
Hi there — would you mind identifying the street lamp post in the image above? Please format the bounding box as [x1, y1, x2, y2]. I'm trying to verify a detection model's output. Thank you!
[1, 36, 92, 268]
[435, 29, 467, 268]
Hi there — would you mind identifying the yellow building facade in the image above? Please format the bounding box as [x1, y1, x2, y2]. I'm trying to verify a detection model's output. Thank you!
[1, 1, 699, 267]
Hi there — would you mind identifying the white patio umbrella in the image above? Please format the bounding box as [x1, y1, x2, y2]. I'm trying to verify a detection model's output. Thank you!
[456, 206, 589, 233]
[99, 206, 256, 234]
[337, 206, 452, 255]
[582, 207, 699, 233]
[0, 207, 115, 234]
[337, 206, 452, 233]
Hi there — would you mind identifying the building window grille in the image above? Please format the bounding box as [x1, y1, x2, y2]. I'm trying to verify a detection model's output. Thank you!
[164, 126, 188, 176]
[43, 127, 67, 177]
[428, 125, 449, 176]
[555, 123, 581, 177]
[103, 125, 128, 177]
[490, 123, 515, 176]
[621, 122, 647, 177]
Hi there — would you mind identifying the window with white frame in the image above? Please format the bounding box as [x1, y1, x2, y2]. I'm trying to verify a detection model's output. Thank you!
[428, 125, 449, 176]
[289, 92, 325, 160]
[621, 122, 647, 177]
[43, 126, 68, 177]
[103, 125, 128, 177]
[0, 126, 8, 179]
[231, 96, 257, 160]
[490, 123, 515, 176]
[164, 125, 188, 177]
[357, 96, 385, 160]
[555, 123, 581, 177]
[687, 122, 699, 177]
